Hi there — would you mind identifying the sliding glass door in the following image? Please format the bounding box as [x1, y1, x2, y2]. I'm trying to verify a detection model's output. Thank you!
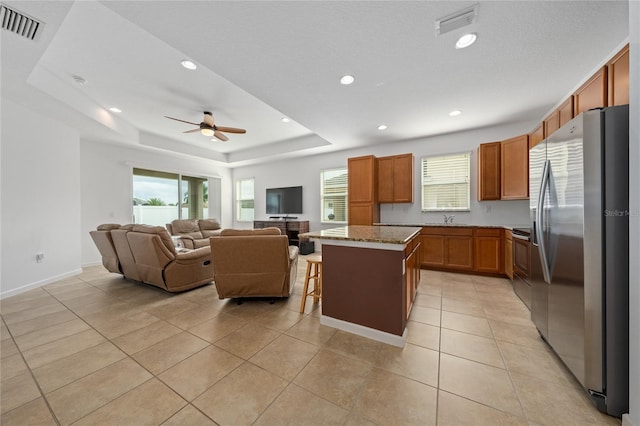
[132, 168, 213, 226]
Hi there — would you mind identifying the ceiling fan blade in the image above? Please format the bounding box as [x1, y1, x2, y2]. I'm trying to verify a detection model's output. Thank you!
[203, 112, 214, 127]
[214, 130, 229, 141]
[215, 126, 246, 134]
[183, 128, 202, 134]
[165, 116, 200, 126]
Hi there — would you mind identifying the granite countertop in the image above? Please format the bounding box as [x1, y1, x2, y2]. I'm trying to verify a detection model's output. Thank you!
[300, 225, 421, 245]
[375, 223, 530, 230]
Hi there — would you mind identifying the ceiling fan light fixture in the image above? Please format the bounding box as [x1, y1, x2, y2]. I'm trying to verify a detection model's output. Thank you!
[340, 74, 355, 85]
[201, 128, 214, 137]
[455, 33, 477, 49]
[180, 60, 197, 70]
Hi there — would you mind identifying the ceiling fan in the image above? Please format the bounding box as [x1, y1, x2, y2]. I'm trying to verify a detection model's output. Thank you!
[164, 111, 246, 141]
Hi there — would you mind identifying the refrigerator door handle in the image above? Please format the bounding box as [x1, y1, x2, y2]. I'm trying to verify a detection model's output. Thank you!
[536, 160, 552, 284]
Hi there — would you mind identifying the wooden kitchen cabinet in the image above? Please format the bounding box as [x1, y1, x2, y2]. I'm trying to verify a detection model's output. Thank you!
[558, 97, 574, 128]
[348, 155, 379, 225]
[543, 110, 560, 138]
[505, 230, 513, 280]
[420, 227, 473, 271]
[404, 235, 421, 319]
[529, 123, 544, 149]
[607, 44, 629, 107]
[574, 66, 607, 115]
[378, 153, 413, 203]
[474, 228, 504, 274]
[478, 142, 501, 201]
[500, 134, 529, 200]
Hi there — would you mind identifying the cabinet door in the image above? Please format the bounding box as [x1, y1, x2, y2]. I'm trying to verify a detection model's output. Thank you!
[377, 156, 395, 203]
[529, 124, 544, 149]
[501, 134, 529, 200]
[544, 111, 560, 138]
[474, 230, 503, 274]
[348, 203, 377, 226]
[608, 44, 629, 107]
[348, 156, 376, 203]
[505, 232, 513, 280]
[558, 97, 574, 128]
[574, 66, 607, 115]
[421, 235, 445, 267]
[478, 142, 501, 201]
[393, 154, 414, 203]
[446, 236, 474, 270]
[405, 245, 417, 319]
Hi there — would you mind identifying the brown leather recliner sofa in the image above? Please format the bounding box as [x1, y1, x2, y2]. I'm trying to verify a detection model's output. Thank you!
[209, 227, 299, 299]
[166, 219, 223, 249]
[90, 223, 122, 274]
[91, 224, 214, 292]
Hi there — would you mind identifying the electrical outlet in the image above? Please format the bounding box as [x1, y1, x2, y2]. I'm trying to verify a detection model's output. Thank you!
[36, 253, 45, 263]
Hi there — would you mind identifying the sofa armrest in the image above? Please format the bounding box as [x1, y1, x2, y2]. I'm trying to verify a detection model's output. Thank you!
[178, 235, 196, 249]
[175, 246, 211, 263]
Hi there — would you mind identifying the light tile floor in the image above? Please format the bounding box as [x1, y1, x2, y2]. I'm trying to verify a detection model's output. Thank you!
[0, 256, 621, 425]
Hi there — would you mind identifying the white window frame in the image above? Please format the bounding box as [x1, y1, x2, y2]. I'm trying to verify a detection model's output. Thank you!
[236, 178, 255, 222]
[421, 152, 471, 212]
[320, 167, 348, 224]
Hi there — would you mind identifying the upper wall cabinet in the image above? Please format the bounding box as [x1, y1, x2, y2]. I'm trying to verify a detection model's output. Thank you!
[608, 44, 629, 107]
[529, 123, 544, 149]
[501, 135, 529, 200]
[377, 154, 414, 203]
[348, 155, 379, 225]
[479, 135, 529, 201]
[477, 142, 501, 201]
[544, 97, 574, 138]
[574, 66, 607, 116]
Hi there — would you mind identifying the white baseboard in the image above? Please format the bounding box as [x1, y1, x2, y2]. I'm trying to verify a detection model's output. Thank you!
[0, 268, 83, 300]
[623, 414, 638, 426]
[320, 314, 407, 347]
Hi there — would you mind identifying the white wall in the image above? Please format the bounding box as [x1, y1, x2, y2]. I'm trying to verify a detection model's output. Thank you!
[1, 99, 82, 297]
[80, 139, 233, 266]
[232, 120, 535, 230]
[624, 1, 639, 425]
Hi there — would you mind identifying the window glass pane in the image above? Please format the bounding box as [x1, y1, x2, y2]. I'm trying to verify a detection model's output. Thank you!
[321, 167, 348, 222]
[181, 175, 208, 219]
[236, 178, 254, 221]
[132, 168, 179, 225]
[421, 153, 470, 211]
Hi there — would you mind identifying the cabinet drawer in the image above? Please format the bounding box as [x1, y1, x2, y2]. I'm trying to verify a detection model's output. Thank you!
[474, 228, 502, 237]
[421, 226, 472, 236]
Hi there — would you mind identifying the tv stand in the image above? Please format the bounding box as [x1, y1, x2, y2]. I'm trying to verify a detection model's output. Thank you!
[254, 220, 309, 247]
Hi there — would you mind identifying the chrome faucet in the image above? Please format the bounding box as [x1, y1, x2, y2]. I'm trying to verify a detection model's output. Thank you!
[443, 214, 455, 224]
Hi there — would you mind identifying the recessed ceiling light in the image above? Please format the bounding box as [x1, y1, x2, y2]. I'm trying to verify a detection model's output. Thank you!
[449, 110, 462, 116]
[281, 117, 291, 123]
[181, 60, 197, 70]
[340, 75, 355, 85]
[109, 107, 122, 113]
[455, 33, 477, 49]
[377, 124, 388, 130]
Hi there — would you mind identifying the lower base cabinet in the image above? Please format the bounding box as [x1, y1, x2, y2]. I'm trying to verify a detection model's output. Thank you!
[420, 226, 503, 275]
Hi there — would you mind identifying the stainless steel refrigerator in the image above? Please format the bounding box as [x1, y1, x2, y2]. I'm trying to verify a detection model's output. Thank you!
[529, 105, 629, 417]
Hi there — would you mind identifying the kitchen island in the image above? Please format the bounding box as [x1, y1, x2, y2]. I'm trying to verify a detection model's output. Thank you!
[300, 225, 421, 347]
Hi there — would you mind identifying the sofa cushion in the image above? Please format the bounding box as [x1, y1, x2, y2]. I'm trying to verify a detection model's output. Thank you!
[198, 219, 221, 231]
[220, 227, 281, 236]
[171, 219, 200, 233]
[131, 224, 175, 254]
[97, 223, 121, 231]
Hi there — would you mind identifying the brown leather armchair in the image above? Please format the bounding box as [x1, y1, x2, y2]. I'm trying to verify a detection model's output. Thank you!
[209, 228, 299, 299]
[89, 224, 122, 274]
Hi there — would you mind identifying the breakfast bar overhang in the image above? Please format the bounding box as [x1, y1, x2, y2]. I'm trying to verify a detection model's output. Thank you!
[300, 225, 422, 347]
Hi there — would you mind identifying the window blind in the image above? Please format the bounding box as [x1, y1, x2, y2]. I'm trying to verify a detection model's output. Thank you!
[321, 168, 348, 222]
[421, 152, 470, 211]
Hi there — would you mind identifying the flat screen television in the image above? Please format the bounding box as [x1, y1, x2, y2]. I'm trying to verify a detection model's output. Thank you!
[266, 186, 303, 215]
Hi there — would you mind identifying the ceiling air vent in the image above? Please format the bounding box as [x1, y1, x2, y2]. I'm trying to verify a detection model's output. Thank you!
[0, 3, 44, 41]
[435, 3, 478, 36]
